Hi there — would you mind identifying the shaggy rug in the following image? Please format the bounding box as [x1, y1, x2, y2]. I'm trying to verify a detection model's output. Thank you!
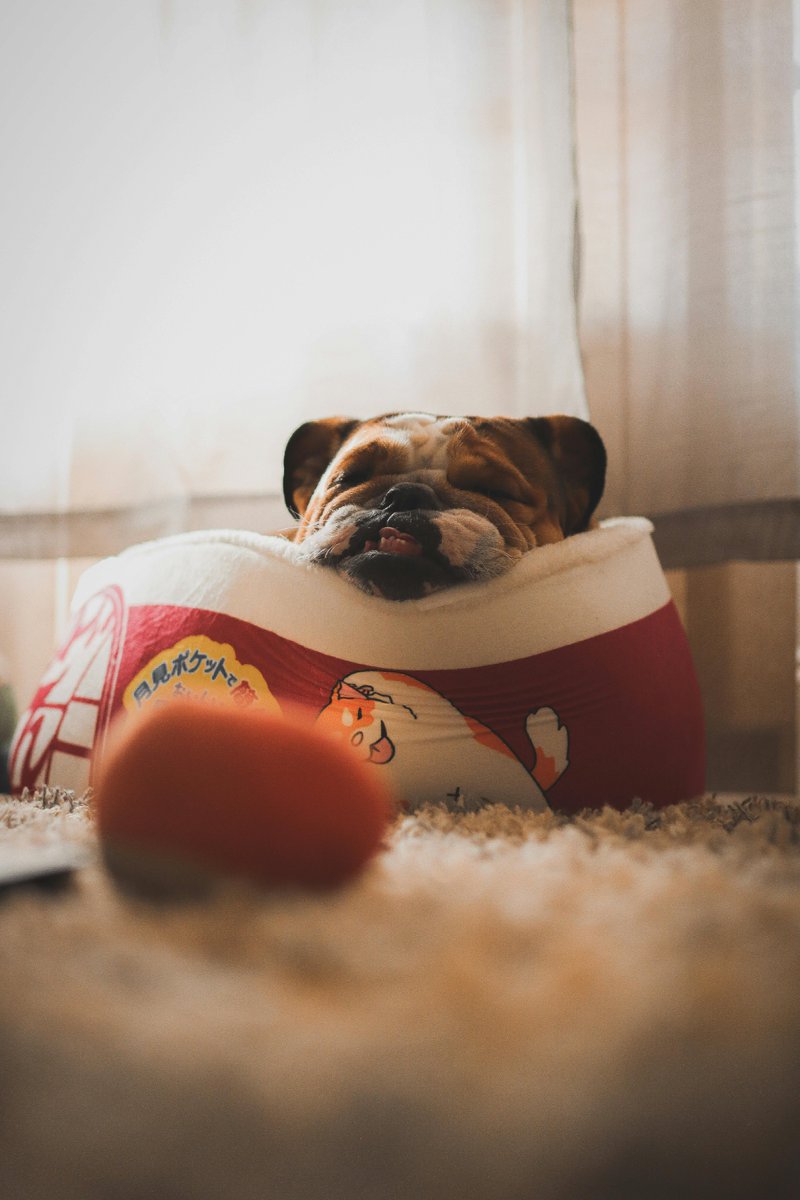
[0, 787, 799, 1200]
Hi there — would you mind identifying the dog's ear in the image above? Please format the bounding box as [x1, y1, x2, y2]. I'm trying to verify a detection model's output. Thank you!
[526, 416, 607, 534]
[283, 418, 360, 518]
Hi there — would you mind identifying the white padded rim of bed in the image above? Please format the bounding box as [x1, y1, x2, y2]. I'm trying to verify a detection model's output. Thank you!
[71, 517, 669, 668]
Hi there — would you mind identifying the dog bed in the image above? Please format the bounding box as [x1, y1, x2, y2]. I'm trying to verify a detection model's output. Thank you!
[8, 518, 704, 812]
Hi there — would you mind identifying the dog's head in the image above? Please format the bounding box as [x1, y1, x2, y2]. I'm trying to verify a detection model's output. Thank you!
[283, 412, 606, 600]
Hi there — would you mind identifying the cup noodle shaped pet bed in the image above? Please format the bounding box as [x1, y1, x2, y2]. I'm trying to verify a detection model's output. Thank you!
[9, 519, 705, 814]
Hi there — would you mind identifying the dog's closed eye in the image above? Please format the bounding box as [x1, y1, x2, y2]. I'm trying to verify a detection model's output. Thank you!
[334, 467, 371, 490]
[469, 484, 518, 504]
[451, 468, 523, 506]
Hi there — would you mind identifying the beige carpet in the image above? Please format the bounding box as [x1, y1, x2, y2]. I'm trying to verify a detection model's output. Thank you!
[1, 787, 799, 1200]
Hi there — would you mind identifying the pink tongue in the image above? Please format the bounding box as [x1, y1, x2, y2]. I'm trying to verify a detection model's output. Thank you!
[377, 526, 422, 557]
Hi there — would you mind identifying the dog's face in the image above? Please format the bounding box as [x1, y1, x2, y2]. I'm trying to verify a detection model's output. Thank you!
[283, 412, 606, 600]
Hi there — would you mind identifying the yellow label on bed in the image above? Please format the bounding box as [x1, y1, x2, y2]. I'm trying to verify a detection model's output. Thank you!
[122, 636, 280, 715]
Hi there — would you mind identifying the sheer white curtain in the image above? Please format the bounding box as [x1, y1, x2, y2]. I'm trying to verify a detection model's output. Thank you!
[0, 0, 585, 561]
[574, 0, 799, 793]
[575, 0, 799, 569]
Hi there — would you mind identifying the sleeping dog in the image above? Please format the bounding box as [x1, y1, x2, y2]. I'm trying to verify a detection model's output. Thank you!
[283, 412, 606, 600]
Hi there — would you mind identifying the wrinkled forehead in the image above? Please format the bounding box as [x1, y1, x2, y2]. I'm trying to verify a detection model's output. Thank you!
[339, 413, 468, 472]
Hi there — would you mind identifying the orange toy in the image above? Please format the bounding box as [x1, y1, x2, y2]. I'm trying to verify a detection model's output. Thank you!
[93, 701, 394, 897]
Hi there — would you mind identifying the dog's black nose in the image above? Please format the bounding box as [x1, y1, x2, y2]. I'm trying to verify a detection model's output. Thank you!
[381, 482, 442, 514]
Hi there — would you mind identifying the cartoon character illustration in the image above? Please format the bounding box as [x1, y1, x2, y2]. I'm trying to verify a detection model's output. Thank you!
[316, 670, 569, 811]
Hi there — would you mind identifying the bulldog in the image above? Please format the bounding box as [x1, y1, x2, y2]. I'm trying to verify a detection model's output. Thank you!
[283, 412, 606, 600]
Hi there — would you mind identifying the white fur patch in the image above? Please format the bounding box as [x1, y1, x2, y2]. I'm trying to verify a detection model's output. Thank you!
[380, 414, 466, 472]
[433, 510, 516, 578]
[316, 416, 466, 496]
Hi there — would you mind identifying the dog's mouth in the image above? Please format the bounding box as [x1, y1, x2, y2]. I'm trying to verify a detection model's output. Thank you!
[297, 504, 515, 600]
[361, 527, 423, 558]
[338, 516, 459, 600]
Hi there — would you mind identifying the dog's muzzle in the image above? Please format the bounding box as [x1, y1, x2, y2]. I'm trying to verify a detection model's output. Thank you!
[298, 480, 515, 600]
[336, 481, 453, 600]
